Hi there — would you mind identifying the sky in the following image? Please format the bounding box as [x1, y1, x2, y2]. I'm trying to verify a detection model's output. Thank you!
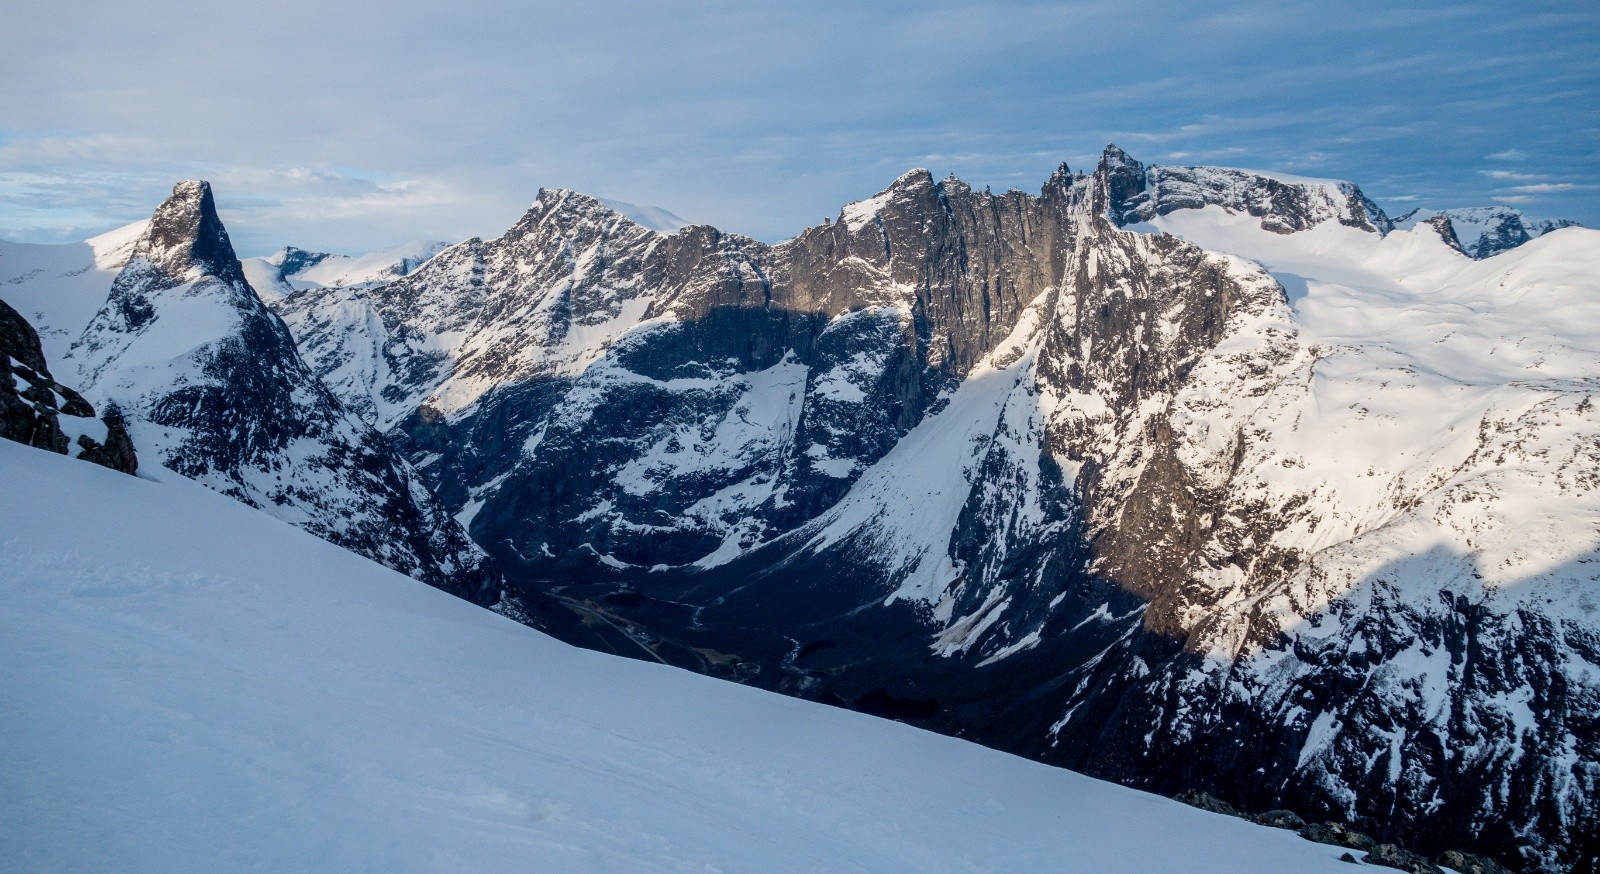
[1, 0, 1595, 255]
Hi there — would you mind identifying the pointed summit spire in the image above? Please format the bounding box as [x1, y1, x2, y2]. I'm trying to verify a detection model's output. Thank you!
[136, 179, 246, 287]
[1093, 145, 1149, 223]
[1096, 143, 1142, 174]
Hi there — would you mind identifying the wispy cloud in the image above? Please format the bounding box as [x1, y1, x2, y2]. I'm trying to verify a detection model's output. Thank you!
[1, 0, 1595, 250]
[1480, 169, 1547, 181]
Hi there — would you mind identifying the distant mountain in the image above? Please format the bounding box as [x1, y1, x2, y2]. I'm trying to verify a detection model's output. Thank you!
[240, 240, 451, 302]
[1393, 205, 1582, 259]
[10, 151, 1589, 871]
[271, 147, 1597, 872]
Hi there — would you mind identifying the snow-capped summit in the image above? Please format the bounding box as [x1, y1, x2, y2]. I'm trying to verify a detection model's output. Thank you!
[1100, 145, 1391, 234]
[69, 179, 499, 605]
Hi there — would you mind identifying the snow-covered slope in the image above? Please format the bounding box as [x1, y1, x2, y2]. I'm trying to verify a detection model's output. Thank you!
[0, 437, 1364, 874]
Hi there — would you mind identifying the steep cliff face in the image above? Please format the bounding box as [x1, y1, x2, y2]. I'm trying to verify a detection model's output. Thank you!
[70, 181, 498, 605]
[276, 149, 1597, 871]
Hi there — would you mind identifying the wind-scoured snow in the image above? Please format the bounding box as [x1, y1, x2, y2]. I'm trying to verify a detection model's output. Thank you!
[0, 438, 1362, 874]
[595, 197, 693, 233]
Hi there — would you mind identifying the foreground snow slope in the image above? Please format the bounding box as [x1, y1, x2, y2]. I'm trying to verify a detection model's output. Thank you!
[0, 439, 1356, 873]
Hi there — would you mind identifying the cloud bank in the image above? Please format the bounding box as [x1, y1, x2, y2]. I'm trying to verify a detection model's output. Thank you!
[2, 0, 1595, 253]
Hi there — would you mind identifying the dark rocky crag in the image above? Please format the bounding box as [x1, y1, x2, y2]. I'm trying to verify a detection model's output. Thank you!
[275, 148, 1595, 872]
[1, 298, 136, 473]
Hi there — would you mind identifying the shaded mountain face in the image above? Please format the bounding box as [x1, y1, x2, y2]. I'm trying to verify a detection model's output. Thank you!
[275, 148, 1597, 872]
[0, 298, 136, 473]
[71, 181, 498, 605]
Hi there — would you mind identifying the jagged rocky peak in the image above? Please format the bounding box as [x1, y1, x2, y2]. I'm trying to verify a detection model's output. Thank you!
[137, 179, 248, 287]
[74, 180, 263, 384]
[1097, 144, 1391, 234]
[71, 179, 499, 605]
[834, 167, 938, 232]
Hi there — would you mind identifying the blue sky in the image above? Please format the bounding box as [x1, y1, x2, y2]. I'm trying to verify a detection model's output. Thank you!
[2, 0, 1595, 255]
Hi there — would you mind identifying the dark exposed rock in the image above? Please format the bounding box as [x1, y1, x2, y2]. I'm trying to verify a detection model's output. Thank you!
[1341, 853, 1360, 864]
[1437, 850, 1515, 874]
[1301, 822, 1379, 852]
[1254, 809, 1306, 830]
[1364, 843, 1444, 874]
[1174, 790, 1242, 817]
[1, 297, 139, 474]
[75, 412, 138, 474]
[1422, 215, 1467, 255]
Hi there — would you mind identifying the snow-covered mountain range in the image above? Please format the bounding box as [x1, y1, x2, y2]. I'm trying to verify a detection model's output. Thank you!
[2, 147, 1593, 871]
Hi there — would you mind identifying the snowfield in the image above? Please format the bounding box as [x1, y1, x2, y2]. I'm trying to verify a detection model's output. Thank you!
[0, 438, 1361, 873]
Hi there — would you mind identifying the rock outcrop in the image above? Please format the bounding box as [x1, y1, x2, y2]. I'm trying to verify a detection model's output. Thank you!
[1, 298, 137, 474]
[1393, 206, 1581, 259]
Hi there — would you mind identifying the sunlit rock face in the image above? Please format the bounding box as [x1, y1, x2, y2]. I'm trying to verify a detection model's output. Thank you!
[277, 149, 1598, 872]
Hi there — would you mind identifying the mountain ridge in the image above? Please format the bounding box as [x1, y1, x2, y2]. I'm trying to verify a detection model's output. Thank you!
[267, 147, 1594, 871]
[4, 148, 1593, 871]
